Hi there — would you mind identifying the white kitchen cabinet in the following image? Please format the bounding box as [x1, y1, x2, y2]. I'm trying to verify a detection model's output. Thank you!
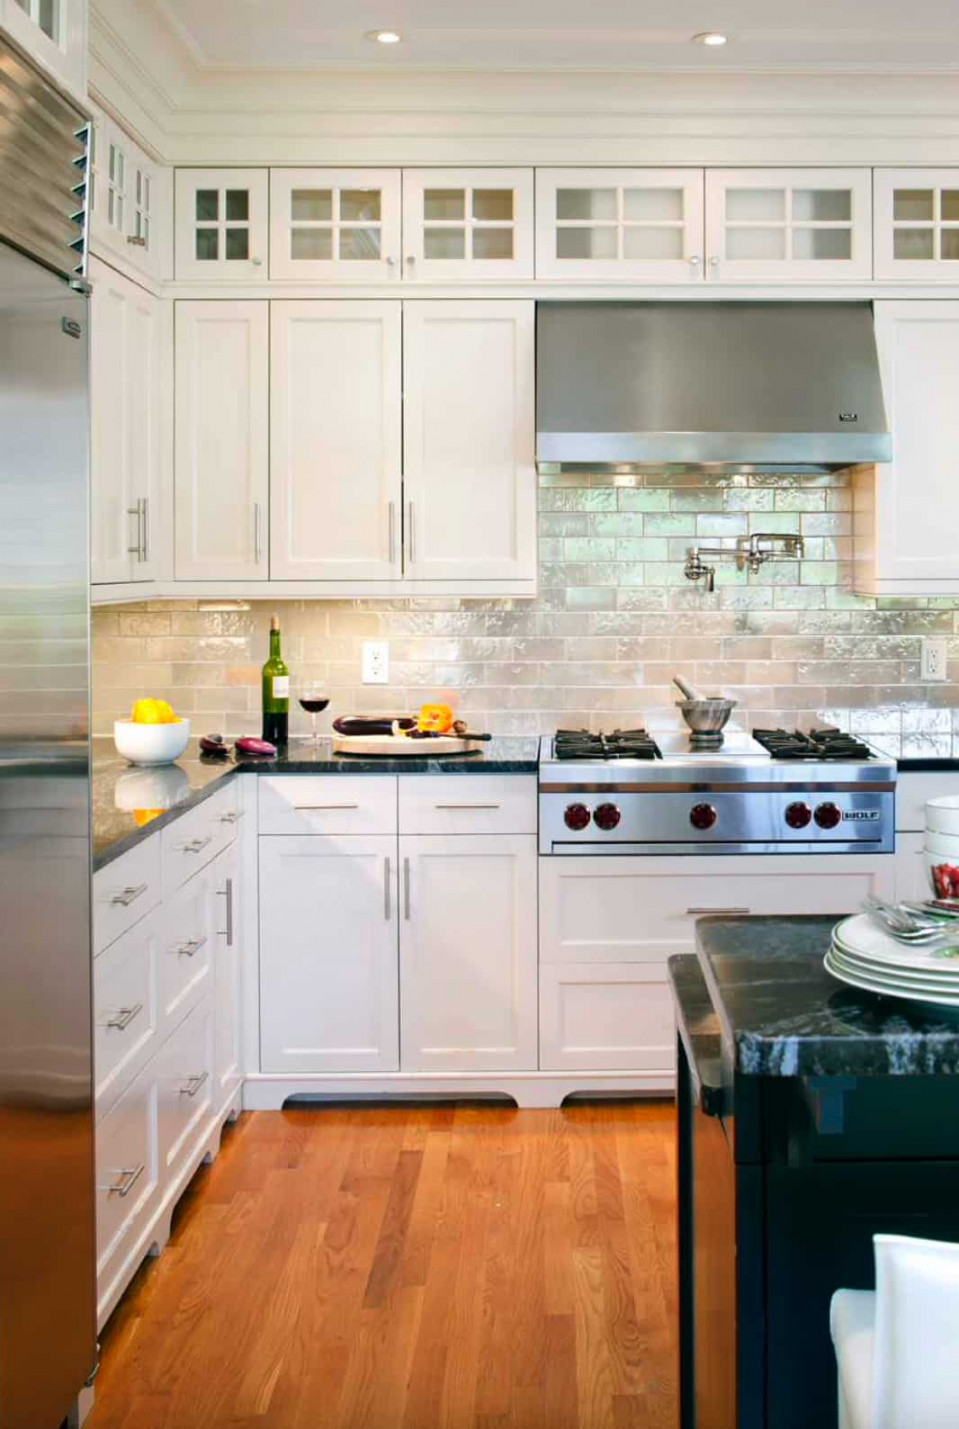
[704, 168, 873, 282]
[94, 915, 159, 1117]
[270, 301, 402, 581]
[155, 997, 215, 1182]
[212, 842, 242, 1105]
[402, 300, 536, 584]
[402, 169, 534, 281]
[854, 302, 959, 595]
[399, 835, 538, 1072]
[90, 258, 161, 586]
[156, 868, 214, 1034]
[89, 111, 167, 285]
[174, 169, 268, 282]
[258, 834, 400, 1073]
[0, 0, 87, 102]
[540, 964, 675, 1074]
[875, 170, 959, 280]
[535, 168, 706, 282]
[95, 1065, 160, 1320]
[174, 301, 269, 581]
[269, 169, 401, 282]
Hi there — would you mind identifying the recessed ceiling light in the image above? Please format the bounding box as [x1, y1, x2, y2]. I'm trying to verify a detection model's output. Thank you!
[692, 31, 729, 46]
[366, 29, 402, 44]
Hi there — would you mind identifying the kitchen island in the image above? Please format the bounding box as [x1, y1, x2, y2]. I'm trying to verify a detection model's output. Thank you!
[671, 915, 959, 1429]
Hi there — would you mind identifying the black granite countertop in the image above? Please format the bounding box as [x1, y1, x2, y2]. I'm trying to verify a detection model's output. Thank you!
[92, 735, 539, 871]
[898, 758, 959, 773]
[691, 914, 959, 1078]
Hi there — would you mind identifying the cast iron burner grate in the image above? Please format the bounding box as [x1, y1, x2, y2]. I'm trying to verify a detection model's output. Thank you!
[554, 728, 663, 761]
[752, 726, 874, 761]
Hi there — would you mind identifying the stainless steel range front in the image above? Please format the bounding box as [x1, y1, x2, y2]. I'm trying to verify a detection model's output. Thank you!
[538, 728, 897, 856]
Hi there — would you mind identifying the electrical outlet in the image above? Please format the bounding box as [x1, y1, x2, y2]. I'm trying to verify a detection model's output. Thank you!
[361, 641, 389, 685]
[921, 637, 949, 682]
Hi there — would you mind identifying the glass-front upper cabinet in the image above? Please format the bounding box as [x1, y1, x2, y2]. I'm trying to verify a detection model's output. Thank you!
[269, 169, 401, 281]
[174, 169, 268, 282]
[2, 0, 87, 100]
[89, 110, 166, 284]
[875, 170, 959, 280]
[535, 169, 706, 281]
[401, 169, 534, 281]
[704, 169, 873, 282]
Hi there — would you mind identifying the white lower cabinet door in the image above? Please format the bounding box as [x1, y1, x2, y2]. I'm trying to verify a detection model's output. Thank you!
[212, 842, 242, 1103]
[399, 834, 537, 1072]
[155, 869, 214, 1036]
[155, 998, 215, 1182]
[539, 964, 675, 1073]
[96, 1065, 159, 1309]
[259, 835, 399, 1073]
[94, 917, 159, 1117]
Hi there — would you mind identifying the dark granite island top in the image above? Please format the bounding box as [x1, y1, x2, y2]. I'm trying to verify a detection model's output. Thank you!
[687, 913, 959, 1079]
[92, 735, 539, 871]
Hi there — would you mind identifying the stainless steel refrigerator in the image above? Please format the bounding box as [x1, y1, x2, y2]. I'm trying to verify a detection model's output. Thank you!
[0, 30, 96, 1429]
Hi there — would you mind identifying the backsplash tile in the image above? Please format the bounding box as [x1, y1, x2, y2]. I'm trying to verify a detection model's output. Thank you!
[92, 472, 959, 756]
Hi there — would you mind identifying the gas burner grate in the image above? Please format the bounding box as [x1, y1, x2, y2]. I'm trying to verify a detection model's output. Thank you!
[752, 726, 874, 762]
[553, 728, 663, 761]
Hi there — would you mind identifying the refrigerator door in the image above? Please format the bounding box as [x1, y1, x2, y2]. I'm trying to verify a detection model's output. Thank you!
[0, 243, 95, 1428]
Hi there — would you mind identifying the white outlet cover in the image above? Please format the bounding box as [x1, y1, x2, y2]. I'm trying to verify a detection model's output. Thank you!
[362, 641, 390, 684]
[921, 637, 948, 683]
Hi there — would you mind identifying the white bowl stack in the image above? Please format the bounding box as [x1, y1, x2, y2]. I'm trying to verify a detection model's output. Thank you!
[826, 913, 959, 1008]
[925, 796, 959, 902]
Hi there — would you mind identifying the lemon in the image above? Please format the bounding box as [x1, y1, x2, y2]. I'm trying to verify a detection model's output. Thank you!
[131, 698, 179, 725]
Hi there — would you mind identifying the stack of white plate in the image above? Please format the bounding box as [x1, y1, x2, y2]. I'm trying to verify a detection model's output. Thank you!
[826, 913, 959, 1008]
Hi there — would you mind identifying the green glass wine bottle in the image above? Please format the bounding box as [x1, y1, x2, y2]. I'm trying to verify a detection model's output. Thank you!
[261, 614, 290, 745]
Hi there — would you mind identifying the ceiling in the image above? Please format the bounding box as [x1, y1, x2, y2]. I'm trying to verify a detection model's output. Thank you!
[154, 0, 959, 71]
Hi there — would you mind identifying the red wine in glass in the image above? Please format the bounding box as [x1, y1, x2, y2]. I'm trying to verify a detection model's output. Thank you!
[298, 692, 330, 744]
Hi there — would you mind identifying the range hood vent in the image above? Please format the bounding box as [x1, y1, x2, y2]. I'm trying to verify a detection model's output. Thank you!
[536, 301, 891, 475]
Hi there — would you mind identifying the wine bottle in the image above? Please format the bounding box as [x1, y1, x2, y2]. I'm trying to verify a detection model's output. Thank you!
[261, 614, 290, 745]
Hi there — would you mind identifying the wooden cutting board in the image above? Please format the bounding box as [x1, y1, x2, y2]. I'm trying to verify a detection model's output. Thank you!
[332, 733, 484, 757]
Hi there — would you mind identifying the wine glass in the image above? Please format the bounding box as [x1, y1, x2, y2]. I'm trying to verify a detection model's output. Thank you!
[298, 690, 330, 746]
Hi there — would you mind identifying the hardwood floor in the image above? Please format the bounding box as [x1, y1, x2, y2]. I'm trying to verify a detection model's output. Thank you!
[89, 1101, 678, 1429]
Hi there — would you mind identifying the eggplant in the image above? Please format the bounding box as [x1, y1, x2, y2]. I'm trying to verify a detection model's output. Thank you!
[235, 735, 277, 757]
[333, 715, 416, 738]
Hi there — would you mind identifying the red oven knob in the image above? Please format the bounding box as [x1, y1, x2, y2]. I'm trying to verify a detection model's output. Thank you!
[564, 803, 592, 831]
[690, 803, 718, 831]
[785, 801, 812, 829]
[815, 801, 843, 830]
[593, 802, 621, 831]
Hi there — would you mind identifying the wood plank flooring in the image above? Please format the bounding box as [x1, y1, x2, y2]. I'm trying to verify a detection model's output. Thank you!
[89, 1101, 678, 1429]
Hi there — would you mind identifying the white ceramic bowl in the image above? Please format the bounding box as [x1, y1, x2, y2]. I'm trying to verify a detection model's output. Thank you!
[113, 717, 190, 767]
[926, 796, 959, 836]
[926, 848, 959, 902]
[924, 829, 959, 858]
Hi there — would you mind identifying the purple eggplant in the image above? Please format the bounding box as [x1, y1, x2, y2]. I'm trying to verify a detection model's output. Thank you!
[235, 735, 277, 758]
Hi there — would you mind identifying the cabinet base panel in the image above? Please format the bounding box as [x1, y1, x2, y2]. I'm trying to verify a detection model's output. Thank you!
[242, 1069, 675, 1110]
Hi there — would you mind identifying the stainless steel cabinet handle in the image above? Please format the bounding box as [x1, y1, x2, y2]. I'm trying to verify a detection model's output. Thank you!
[405, 255, 415, 273]
[101, 1164, 145, 1198]
[254, 502, 263, 565]
[407, 502, 416, 565]
[708, 255, 720, 268]
[178, 1071, 209, 1098]
[689, 254, 702, 267]
[251, 257, 262, 267]
[174, 936, 207, 958]
[141, 497, 149, 563]
[403, 857, 411, 921]
[110, 883, 147, 908]
[127, 235, 147, 247]
[388, 501, 396, 564]
[386, 256, 396, 269]
[294, 803, 359, 812]
[180, 836, 212, 854]
[686, 906, 751, 915]
[106, 1002, 143, 1032]
[434, 803, 501, 811]
[220, 810, 244, 824]
[126, 500, 145, 559]
[217, 877, 234, 946]
[384, 857, 391, 921]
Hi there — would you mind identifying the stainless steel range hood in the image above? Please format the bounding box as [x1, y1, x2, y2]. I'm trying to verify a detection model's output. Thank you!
[536, 301, 891, 474]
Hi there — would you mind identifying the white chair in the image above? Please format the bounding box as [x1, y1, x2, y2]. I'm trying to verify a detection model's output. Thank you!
[830, 1233, 959, 1428]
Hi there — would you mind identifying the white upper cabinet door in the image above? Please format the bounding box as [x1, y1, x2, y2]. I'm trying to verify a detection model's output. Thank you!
[90, 258, 160, 585]
[402, 301, 536, 584]
[269, 169, 401, 282]
[859, 302, 959, 589]
[174, 169, 268, 282]
[705, 169, 873, 282]
[399, 835, 538, 1073]
[875, 170, 959, 280]
[270, 301, 402, 581]
[402, 169, 534, 281]
[89, 111, 166, 285]
[535, 168, 706, 282]
[174, 301, 269, 580]
[259, 834, 399, 1074]
[1, 0, 87, 101]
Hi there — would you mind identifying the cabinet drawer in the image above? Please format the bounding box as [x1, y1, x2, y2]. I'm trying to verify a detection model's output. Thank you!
[161, 783, 242, 896]
[258, 775, 397, 835]
[539, 963, 675, 1074]
[94, 838, 162, 956]
[896, 772, 959, 832]
[156, 870, 214, 1036]
[399, 775, 537, 835]
[94, 918, 159, 1117]
[96, 1068, 159, 1296]
[156, 998, 214, 1182]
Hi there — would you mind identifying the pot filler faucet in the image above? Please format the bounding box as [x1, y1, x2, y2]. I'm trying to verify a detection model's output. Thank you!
[684, 532, 806, 592]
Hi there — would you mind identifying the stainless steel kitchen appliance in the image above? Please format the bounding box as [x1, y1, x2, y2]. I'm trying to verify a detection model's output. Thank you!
[539, 727, 896, 855]
[0, 29, 95, 1429]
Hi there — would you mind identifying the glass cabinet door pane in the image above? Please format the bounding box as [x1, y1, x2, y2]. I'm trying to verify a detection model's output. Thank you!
[941, 191, 959, 221]
[196, 190, 218, 221]
[894, 189, 934, 221]
[623, 227, 684, 259]
[340, 190, 381, 222]
[623, 188, 683, 221]
[556, 227, 618, 260]
[792, 189, 851, 221]
[424, 228, 466, 259]
[726, 228, 786, 260]
[473, 189, 513, 221]
[196, 229, 219, 261]
[792, 228, 852, 260]
[39, 0, 57, 38]
[340, 229, 382, 260]
[424, 190, 465, 221]
[291, 189, 332, 221]
[726, 189, 786, 222]
[556, 188, 616, 221]
[941, 230, 959, 260]
[894, 229, 935, 260]
[225, 190, 249, 222]
[291, 229, 333, 260]
[225, 229, 250, 260]
[472, 228, 513, 260]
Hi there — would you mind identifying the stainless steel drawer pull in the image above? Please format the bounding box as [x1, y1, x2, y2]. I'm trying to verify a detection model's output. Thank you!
[686, 906, 751, 916]
[254, 501, 263, 565]
[220, 810, 244, 824]
[106, 1003, 143, 1032]
[407, 501, 416, 565]
[101, 1164, 145, 1198]
[180, 836, 212, 854]
[179, 1071, 209, 1099]
[174, 936, 207, 958]
[384, 857, 391, 920]
[434, 803, 501, 811]
[217, 877, 234, 947]
[110, 883, 148, 908]
[403, 857, 411, 921]
[294, 803, 360, 812]
[388, 501, 396, 564]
